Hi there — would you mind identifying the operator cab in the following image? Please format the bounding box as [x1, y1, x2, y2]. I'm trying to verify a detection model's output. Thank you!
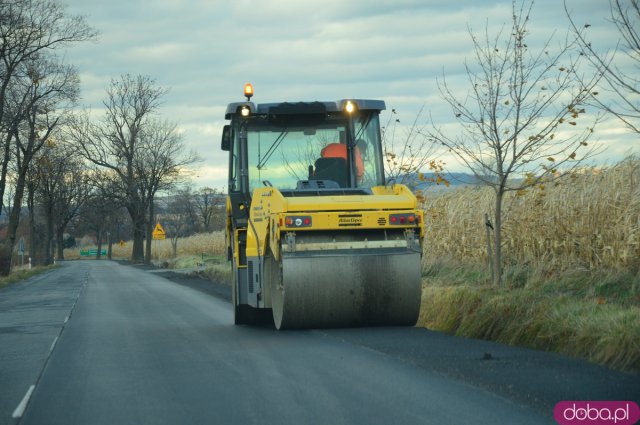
[221, 84, 386, 198]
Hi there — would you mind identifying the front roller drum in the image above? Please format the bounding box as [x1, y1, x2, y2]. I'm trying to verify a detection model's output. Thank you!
[271, 249, 421, 330]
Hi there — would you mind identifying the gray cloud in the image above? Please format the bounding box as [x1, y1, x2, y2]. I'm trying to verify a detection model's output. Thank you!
[62, 0, 631, 188]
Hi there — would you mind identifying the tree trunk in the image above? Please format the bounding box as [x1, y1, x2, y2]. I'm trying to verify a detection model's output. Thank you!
[144, 201, 154, 265]
[56, 227, 65, 260]
[0, 241, 11, 276]
[492, 191, 504, 287]
[131, 215, 146, 263]
[124, 202, 147, 263]
[0, 132, 13, 215]
[172, 237, 178, 258]
[484, 213, 494, 284]
[44, 204, 54, 265]
[96, 228, 103, 260]
[107, 233, 113, 260]
[28, 179, 37, 267]
[1, 171, 28, 274]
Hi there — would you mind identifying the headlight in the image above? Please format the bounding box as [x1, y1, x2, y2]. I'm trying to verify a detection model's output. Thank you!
[344, 100, 356, 114]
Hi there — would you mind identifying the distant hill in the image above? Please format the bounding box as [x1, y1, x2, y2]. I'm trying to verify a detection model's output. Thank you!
[389, 172, 483, 192]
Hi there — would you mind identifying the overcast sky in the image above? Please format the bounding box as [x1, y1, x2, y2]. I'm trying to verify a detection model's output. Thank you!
[61, 0, 634, 189]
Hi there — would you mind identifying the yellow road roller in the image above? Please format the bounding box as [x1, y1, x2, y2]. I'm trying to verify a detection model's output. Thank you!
[222, 84, 424, 329]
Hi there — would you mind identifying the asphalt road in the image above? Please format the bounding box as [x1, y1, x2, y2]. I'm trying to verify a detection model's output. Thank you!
[1, 261, 638, 425]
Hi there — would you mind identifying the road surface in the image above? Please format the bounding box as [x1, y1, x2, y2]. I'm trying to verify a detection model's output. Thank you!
[0, 261, 637, 425]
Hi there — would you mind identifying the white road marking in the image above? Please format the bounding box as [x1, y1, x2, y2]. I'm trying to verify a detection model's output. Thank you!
[49, 336, 58, 353]
[12, 385, 35, 418]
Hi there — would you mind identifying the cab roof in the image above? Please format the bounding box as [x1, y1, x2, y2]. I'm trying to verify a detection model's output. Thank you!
[224, 99, 385, 119]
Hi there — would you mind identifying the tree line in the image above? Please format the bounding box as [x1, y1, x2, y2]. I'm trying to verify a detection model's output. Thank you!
[0, 0, 222, 274]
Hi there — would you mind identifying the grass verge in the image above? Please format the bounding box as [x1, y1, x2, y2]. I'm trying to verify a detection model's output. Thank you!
[0, 265, 59, 289]
[418, 260, 640, 373]
[157, 254, 232, 285]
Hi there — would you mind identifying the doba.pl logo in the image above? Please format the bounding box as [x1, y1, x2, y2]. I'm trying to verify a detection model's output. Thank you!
[554, 401, 640, 425]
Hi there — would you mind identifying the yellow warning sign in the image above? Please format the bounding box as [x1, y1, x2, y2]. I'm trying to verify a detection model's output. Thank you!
[152, 222, 166, 240]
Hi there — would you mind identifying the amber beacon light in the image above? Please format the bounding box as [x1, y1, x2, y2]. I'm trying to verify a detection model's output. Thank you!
[244, 83, 254, 101]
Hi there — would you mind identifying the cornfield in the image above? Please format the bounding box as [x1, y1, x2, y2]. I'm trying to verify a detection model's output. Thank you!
[423, 157, 640, 271]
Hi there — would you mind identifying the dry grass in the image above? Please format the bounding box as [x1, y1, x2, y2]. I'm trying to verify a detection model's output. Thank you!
[423, 157, 640, 272]
[64, 231, 226, 261]
[418, 267, 640, 372]
[0, 265, 58, 288]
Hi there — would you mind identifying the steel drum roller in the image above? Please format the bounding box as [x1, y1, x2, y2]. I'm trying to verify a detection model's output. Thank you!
[271, 248, 421, 330]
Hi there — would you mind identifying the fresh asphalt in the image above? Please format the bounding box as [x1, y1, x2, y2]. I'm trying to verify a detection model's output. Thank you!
[0, 261, 637, 425]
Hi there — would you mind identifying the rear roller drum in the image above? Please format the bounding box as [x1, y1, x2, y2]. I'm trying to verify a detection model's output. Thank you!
[271, 249, 421, 330]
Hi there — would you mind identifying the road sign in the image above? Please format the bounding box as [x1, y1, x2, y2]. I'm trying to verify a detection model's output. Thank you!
[80, 249, 107, 257]
[152, 222, 166, 240]
[19, 237, 25, 266]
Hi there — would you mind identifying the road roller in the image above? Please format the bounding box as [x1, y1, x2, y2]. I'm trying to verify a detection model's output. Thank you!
[222, 84, 424, 329]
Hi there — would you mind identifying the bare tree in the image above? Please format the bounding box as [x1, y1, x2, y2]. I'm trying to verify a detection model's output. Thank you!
[428, 0, 600, 286]
[35, 140, 90, 262]
[380, 107, 449, 204]
[135, 119, 199, 264]
[0, 0, 96, 214]
[70, 75, 198, 264]
[26, 153, 44, 266]
[382, 107, 437, 183]
[193, 186, 224, 231]
[78, 191, 111, 260]
[0, 57, 80, 274]
[71, 169, 128, 261]
[0, 0, 94, 273]
[163, 187, 199, 258]
[566, 0, 639, 133]
[70, 74, 167, 263]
